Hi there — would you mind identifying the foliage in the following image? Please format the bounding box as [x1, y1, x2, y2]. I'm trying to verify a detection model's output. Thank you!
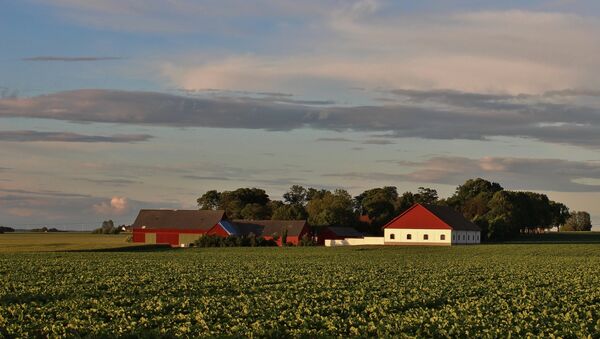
[92, 220, 120, 234]
[197, 188, 271, 219]
[194, 234, 277, 247]
[271, 203, 307, 220]
[0, 226, 15, 234]
[0, 245, 599, 337]
[306, 189, 356, 227]
[561, 211, 592, 231]
[31, 227, 63, 233]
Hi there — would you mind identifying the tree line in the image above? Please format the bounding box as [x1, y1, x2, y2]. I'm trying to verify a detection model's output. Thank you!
[197, 178, 593, 242]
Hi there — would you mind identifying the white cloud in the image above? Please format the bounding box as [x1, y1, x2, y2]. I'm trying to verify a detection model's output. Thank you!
[161, 9, 600, 95]
[93, 196, 130, 215]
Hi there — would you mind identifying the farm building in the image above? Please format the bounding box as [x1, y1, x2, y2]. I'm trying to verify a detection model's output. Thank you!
[233, 220, 310, 246]
[131, 209, 310, 246]
[383, 203, 481, 246]
[132, 209, 232, 246]
[317, 226, 363, 245]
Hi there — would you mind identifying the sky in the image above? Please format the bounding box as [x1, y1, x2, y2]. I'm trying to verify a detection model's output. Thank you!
[1, 0, 600, 230]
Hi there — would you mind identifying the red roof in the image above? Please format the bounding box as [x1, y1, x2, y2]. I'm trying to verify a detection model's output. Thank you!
[383, 203, 480, 231]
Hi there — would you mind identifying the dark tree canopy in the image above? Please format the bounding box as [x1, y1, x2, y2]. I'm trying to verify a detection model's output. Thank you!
[561, 211, 592, 231]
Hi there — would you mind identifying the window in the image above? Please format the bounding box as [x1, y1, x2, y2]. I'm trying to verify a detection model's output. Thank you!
[390, 233, 395, 240]
[423, 234, 429, 240]
[468, 235, 470, 240]
[477, 235, 479, 240]
[441, 234, 445, 240]
[407, 234, 412, 240]
[462, 235, 465, 240]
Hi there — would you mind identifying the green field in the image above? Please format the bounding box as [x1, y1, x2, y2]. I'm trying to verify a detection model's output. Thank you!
[0, 233, 132, 253]
[0, 234, 599, 337]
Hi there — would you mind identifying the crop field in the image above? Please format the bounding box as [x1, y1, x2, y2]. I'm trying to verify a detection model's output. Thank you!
[1, 239, 599, 337]
[0, 233, 131, 253]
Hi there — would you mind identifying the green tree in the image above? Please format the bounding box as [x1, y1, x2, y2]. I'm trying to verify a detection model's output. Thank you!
[414, 187, 439, 204]
[306, 189, 356, 227]
[271, 203, 307, 220]
[354, 186, 398, 228]
[283, 185, 308, 205]
[197, 188, 271, 219]
[561, 211, 592, 231]
[197, 190, 221, 210]
[240, 203, 271, 220]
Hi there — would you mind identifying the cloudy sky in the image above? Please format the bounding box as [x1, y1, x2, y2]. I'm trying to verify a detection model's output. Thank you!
[1, 0, 600, 230]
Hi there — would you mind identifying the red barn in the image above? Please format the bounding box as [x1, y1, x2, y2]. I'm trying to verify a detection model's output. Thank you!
[233, 220, 310, 246]
[382, 203, 481, 246]
[317, 226, 363, 245]
[131, 209, 229, 246]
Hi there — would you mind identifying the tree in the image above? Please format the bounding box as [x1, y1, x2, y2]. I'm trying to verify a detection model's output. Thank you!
[197, 190, 221, 210]
[414, 187, 438, 205]
[354, 186, 398, 228]
[240, 203, 271, 220]
[550, 201, 570, 232]
[282, 228, 288, 246]
[396, 191, 416, 214]
[283, 185, 308, 205]
[561, 211, 592, 231]
[271, 203, 307, 220]
[92, 220, 119, 234]
[196, 188, 271, 219]
[306, 189, 356, 228]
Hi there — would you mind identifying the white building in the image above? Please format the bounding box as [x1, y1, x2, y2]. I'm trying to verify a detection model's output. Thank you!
[382, 203, 481, 246]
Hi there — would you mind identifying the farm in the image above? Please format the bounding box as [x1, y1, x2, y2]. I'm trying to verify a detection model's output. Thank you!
[1, 235, 599, 337]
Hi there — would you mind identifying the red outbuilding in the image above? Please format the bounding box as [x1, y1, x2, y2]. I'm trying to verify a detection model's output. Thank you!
[131, 209, 228, 246]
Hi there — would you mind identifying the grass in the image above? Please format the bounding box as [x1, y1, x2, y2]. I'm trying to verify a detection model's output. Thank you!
[0, 232, 133, 253]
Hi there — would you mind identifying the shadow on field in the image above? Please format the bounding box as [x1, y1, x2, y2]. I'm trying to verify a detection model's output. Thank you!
[506, 232, 600, 244]
[64, 244, 174, 253]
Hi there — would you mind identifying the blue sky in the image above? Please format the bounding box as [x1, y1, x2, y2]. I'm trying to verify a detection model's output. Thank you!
[1, 0, 600, 229]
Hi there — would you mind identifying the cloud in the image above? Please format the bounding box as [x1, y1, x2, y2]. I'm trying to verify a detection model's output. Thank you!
[161, 9, 600, 95]
[0, 130, 153, 143]
[2, 89, 600, 148]
[325, 156, 600, 192]
[315, 137, 353, 142]
[362, 139, 395, 145]
[92, 196, 130, 215]
[22, 56, 122, 62]
[0, 189, 178, 228]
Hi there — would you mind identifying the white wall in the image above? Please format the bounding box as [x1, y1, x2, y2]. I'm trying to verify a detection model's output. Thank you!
[325, 237, 384, 247]
[451, 231, 480, 244]
[384, 228, 451, 245]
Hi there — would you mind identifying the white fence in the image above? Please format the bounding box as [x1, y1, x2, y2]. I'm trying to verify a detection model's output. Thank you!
[324, 237, 385, 247]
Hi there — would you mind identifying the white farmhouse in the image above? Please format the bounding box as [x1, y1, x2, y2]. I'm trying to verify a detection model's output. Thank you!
[383, 203, 481, 245]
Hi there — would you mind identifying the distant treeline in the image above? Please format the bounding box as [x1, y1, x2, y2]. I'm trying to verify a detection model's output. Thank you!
[197, 178, 592, 242]
[0, 226, 15, 234]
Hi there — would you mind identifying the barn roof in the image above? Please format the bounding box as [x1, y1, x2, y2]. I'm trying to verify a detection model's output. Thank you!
[382, 203, 481, 231]
[324, 226, 363, 237]
[132, 209, 226, 231]
[233, 220, 308, 237]
[421, 204, 481, 231]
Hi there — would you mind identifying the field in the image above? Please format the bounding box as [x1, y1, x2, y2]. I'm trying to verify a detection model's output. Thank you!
[0, 234, 599, 337]
[0, 233, 132, 253]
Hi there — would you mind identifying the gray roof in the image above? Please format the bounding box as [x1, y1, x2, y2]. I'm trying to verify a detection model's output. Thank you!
[132, 209, 225, 231]
[325, 227, 363, 237]
[233, 220, 308, 237]
[423, 204, 481, 231]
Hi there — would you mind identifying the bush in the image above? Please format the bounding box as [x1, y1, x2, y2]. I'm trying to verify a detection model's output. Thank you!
[92, 220, 120, 234]
[193, 235, 278, 248]
[298, 234, 316, 246]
